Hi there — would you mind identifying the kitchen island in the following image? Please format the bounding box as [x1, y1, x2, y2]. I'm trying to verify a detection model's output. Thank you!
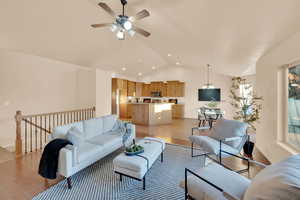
[131, 103, 173, 125]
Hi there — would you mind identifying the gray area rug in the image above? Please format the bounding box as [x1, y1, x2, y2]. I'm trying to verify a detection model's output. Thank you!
[33, 144, 205, 200]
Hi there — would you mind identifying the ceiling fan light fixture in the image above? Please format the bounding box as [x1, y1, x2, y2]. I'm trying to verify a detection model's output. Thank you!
[116, 29, 125, 40]
[123, 20, 132, 31]
[92, 2, 151, 39]
[128, 29, 135, 37]
[110, 23, 118, 32]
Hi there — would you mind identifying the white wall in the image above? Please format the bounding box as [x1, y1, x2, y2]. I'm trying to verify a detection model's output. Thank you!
[96, 69, 112, 116]
[76, 69, 96, 108]
[0, 50, 96, 148]
[142, 66, 234, 119]
[256, 31, 300, 163]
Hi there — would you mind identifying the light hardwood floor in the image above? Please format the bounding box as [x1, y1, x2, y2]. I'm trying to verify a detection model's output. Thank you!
[0, 118, 269, 200]
[0, 147, 14, 164]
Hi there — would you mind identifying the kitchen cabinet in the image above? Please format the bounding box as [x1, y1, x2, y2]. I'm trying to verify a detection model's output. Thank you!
[150, 81, 164, 93]
[127, 104, 133, 118]
[176, 82, 185, 97]
[167, 81, 177, 97]
[135, 82, 143, 97]
[161, 83, 168, 97]
[167, 81, 185, 97]
[127, 81, 136, 96]
[172, 104, 184, 119]
[142, 83, 151, 97]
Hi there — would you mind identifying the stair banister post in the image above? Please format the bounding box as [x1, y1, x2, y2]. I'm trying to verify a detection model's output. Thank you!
[15, 110, 23, 157]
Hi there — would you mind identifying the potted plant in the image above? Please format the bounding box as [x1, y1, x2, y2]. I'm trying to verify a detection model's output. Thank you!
[229, 77, 263, 158]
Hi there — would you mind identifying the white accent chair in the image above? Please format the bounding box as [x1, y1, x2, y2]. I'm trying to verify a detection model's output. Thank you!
[51, 115, 135, 189]
[181, 155, 300, 200]
[190, 119, 249, 173]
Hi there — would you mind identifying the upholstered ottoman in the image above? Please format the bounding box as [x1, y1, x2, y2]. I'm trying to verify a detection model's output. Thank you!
[113, 137, 166, 190]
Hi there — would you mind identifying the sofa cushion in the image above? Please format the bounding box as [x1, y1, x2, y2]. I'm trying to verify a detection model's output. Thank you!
[52, 122, 83, 139]
[83, 118, 103, 139]
[87, 131, 122, 148]
[66, 127, 85, 147]
[180, 163, 251, 200]
[76, 142, 104, 164]
[102, 115, 118, 133]
[211, 119, 248, 148]
[244, 155, 300, 200]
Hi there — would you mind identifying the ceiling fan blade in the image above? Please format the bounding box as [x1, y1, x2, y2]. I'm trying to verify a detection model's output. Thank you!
[91, 23, 112, 28]
[132, 26, 151, 37]
[98, 2, 116, 18]
[130, 9, 150, 22]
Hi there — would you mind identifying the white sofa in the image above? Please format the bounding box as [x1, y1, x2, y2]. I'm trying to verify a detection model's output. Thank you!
[51, 115, 135, 188]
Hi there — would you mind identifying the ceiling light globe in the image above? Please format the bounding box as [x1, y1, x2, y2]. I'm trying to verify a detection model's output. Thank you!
[128, 30, 135, 37]
[116, 30, 125, 40]
[123, 21, 132, 31]
[111, 24, 118, 32]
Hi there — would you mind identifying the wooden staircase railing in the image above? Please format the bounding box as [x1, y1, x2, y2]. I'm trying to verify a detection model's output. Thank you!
[15, 107, 96, 157]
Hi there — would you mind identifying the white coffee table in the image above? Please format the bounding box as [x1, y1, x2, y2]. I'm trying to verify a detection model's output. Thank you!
[113, 137, 166, 190]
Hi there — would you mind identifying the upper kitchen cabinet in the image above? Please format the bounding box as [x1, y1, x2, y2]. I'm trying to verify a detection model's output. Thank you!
[150, 81, 164, 93]
[116, 78, 128, 90]
[135, 82, 143, 97]
[167, 81, 185, 97]
[142, 83, 151, 97]
[127, 81, 136, 96]
[176, 82, 185, 97]
[161, 83, 168, 97]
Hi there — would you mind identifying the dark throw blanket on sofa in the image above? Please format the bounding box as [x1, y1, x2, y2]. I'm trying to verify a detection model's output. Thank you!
[38, 139, 72, 179]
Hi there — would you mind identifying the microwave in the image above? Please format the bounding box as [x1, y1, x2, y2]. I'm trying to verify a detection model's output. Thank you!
[151, 91, 161, 97]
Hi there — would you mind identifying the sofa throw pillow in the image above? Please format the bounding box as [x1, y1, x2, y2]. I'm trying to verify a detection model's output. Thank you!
[66, 126, 85, 147]
[102, 115, 118, 133]
[244, 155, 300, 200]
[211, 119, 248, 148]
[83, 118, 103, 139]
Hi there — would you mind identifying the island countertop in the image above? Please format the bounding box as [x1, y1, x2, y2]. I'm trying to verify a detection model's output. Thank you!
[131, 103, 173, 125]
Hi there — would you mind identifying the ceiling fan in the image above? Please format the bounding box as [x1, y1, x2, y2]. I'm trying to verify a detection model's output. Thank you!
[91, 0, 151, 40]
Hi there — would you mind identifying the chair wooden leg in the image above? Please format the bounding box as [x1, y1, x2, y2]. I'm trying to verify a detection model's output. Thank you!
[67, 177, 72, 189]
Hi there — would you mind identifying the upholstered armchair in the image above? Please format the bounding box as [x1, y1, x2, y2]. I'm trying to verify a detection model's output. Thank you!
[181, 155, 300, 200]
[190, 119, 249, 172]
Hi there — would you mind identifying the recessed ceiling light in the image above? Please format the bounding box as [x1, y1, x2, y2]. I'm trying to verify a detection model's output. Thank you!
[167, 53, 172, 57]
[176, 62, 181, 65]
[138, 72, 142, 76]
[152, 66, 156, 70]
[122, 67, 126, 71]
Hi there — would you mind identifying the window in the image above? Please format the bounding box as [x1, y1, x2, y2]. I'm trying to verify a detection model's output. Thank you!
[287, 64, 300, 149]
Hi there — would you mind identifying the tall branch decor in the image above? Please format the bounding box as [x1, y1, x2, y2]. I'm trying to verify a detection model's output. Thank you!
[229, 77, 263, 131]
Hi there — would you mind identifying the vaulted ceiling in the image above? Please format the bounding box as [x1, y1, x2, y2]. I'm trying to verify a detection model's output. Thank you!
[1, 0, 300, 77]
